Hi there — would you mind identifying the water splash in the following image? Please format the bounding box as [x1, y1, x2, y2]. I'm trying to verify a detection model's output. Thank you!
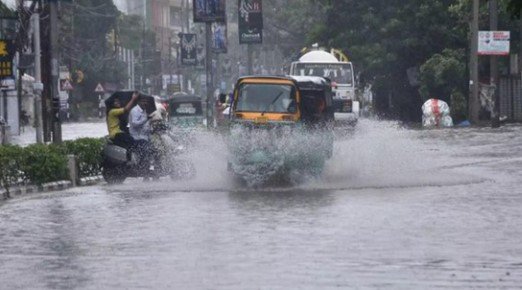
[226, 123, 334, 187]
[122, 118, 472, 191]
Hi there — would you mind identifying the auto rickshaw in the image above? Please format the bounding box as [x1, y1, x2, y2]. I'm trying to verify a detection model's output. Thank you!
[167, 94, 205, 129]
[226, 75, 335, 186]
[164, 94, 205, 170]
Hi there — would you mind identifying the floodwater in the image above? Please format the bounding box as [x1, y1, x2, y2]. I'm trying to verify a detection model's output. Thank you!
[1, 119, 522, 289]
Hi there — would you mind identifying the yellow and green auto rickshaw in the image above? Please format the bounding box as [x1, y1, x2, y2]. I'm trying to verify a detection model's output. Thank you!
[225, 75, 335, 186]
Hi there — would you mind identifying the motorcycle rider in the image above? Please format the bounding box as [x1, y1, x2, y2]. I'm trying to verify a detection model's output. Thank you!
[129, 96, 155, 174]
[107, 91, 139, 150]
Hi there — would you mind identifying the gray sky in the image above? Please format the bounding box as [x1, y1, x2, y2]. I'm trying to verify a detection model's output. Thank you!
[2, 0, 16, 9]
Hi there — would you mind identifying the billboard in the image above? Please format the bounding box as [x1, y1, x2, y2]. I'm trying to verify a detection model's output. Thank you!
[193, 0, 226, 23]
[211, 22, 228, 53]
[180, 33, 198, 65]
[478, 31, 510, 56]
[238, 0, 263, 44]
[0, 39, 15, 79]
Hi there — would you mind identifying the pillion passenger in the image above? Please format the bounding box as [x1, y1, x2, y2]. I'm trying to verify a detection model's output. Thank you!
[106, 91, 140, 149]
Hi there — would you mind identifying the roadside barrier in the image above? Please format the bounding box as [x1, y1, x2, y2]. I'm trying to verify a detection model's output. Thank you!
[0, 137, 104, 199]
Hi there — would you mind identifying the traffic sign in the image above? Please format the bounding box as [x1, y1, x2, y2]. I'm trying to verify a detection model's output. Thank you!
[60, 79, 74, 91]
[94, 83, 104, 93]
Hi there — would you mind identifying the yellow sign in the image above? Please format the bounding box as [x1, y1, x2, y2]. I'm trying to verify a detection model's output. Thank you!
[0, 39, 14, 78]
[0, 41, 7, 57]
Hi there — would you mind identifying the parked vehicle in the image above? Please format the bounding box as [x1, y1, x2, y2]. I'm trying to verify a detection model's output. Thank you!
[225, 75, 334, 186]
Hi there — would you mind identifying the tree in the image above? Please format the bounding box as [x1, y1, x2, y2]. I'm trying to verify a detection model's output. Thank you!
[59, 0, 125, 104]
[0, 2, 15, 16]
[307, 0, 472, 121]
[419, 49, 467, 103]
[507, 0, 522, 18]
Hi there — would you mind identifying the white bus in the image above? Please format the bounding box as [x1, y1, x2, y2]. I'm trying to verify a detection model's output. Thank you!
[289, 49, 358, 124]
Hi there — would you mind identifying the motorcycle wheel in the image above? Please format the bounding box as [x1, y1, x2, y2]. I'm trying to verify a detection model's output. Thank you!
[102, 167, 126, 184]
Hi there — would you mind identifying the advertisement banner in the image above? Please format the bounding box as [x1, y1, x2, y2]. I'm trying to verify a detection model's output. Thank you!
[180, 33, 198, 65]
[238, 0, 263, 44]
[211, 22, 228, 53]
[478, 31, 510, 56]
[193, 0, 226, 23]
[0, 39, 15, 79]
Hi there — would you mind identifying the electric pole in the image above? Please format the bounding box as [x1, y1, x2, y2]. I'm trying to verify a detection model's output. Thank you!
[32, 13, 43, 143]
[490, 0, 500, 128]
[469, 0, 480, 124]
[49, 0, 61, 143]
[205, 23, 214, 127]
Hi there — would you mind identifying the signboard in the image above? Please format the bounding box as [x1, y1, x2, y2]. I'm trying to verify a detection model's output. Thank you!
[0, 17, 18, 40]
[180, 33, 197, 65]
[193, 0, 226, 22]
[0, 39, 15, 79]
[478, 31, 510, 56]
[94, 83, 104, 92]
[196, 46, 205, 69]
[211, 22, 228, 53]
[0, 78, 15, 91]
[60, 79, 74, 91]
[167, 83, 181, 94]
[238, 0, 263, 44]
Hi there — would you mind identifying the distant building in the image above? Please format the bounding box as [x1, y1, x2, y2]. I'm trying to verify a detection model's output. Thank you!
[119, 0, 189, 93]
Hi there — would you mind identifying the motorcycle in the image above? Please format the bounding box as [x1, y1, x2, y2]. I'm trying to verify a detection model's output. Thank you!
[101, 94, 196, 184]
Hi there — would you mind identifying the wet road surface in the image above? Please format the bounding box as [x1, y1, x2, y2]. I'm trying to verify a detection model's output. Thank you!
[1, 119, 522, 289]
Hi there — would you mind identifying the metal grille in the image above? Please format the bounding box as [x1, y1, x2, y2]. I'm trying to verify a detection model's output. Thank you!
[499, 76, 522, 121]
[514, 76, 522, 121]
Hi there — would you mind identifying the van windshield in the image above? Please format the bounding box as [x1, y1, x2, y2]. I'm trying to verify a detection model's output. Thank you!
[236, 83, 296, 113]
[293, 63, 354, 85]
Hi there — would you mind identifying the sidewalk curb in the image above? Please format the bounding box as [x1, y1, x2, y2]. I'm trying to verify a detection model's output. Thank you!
[79, 175, 104, 186]
[1, 176, 105, 201]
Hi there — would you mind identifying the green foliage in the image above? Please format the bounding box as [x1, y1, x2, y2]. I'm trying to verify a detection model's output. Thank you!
[450, 89, 468, 123]
[117, 14, 146, 50]
[262, 0, 327, 56]
[308, 0, 473, 121]
[21, 144, 68, 186]
[0, 146, 24, 195]
[0, 138, 104, 194]
[0, 2, 15, 16]
[419, 49, 467, 103]
[62, 138, 104, 177]
[507, 0, 522, 18]
[59, 0, 126, 101]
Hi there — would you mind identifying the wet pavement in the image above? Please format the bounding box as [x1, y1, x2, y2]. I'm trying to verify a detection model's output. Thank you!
[1, 119, 522, 289]
[12, 121, 107, 146]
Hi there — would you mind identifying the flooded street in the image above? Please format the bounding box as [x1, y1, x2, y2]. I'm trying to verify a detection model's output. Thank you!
[1, 119, 522, 289]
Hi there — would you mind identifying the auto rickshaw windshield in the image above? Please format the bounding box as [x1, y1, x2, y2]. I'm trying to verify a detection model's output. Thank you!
[236, 83, 296, 113]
